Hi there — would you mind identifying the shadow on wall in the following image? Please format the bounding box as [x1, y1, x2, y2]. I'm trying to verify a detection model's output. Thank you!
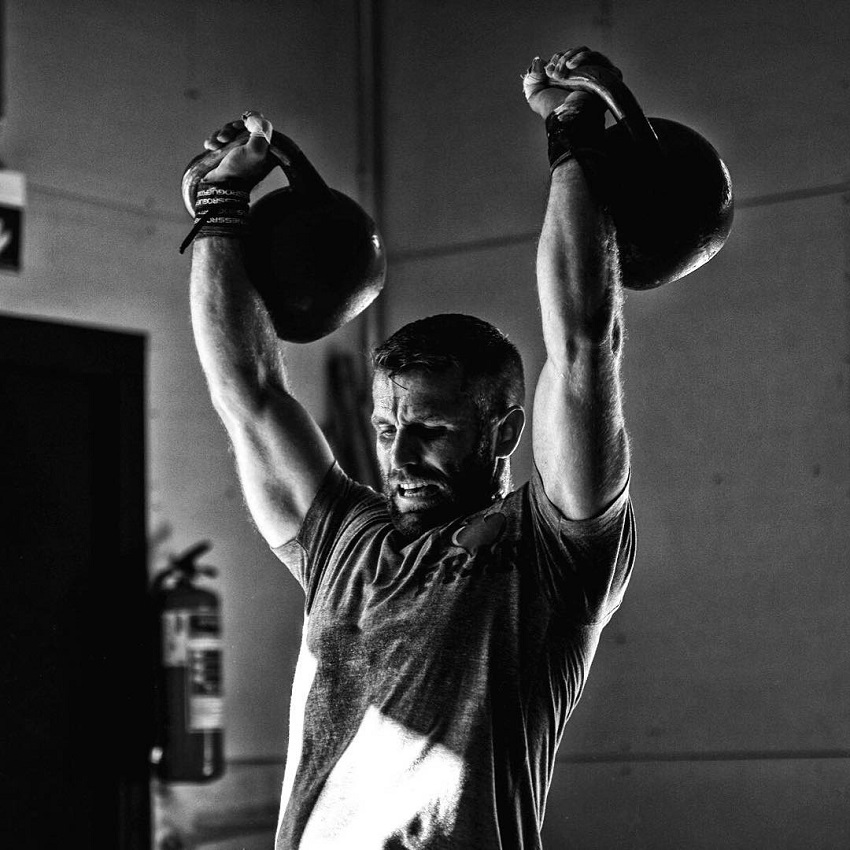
[322, 348, 382, 490]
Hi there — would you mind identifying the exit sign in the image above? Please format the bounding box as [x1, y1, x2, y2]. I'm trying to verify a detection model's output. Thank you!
[0, 171, 24, 272]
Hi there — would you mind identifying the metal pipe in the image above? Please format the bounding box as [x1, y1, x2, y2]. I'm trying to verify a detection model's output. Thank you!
[355, 0, 386, 351]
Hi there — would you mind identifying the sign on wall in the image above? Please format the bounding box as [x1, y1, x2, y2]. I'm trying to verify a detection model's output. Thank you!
[0, 171, 24, 272]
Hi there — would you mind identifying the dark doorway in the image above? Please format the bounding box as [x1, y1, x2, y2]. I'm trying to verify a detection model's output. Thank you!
[0, 313, 150, 849]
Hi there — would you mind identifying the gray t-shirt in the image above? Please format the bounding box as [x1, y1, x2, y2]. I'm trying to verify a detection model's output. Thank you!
[273, 462, 636, 849]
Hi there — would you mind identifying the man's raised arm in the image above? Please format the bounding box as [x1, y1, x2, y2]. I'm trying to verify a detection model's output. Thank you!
[523, 48, 630, 520]
[188, 113, 334, 547]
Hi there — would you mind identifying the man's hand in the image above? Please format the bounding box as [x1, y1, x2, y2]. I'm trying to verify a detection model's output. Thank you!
[202, 111, 273, 185]
[188, 106, 336, 548]
[522, 47, 621, 121]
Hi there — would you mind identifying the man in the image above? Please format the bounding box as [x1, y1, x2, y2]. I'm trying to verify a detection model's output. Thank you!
[188, 46, 636, 849]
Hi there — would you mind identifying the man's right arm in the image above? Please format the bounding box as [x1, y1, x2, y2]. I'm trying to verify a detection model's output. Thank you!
[188, 123, 334, 548]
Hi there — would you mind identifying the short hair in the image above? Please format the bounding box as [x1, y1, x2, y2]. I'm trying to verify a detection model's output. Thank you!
[372, 313, 525, 420]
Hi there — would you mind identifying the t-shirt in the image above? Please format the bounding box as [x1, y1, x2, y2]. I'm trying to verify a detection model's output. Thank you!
[272, 462, 636, 850]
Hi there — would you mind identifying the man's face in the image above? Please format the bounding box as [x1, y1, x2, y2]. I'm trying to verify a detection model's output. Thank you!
[371, 367, 497, 540]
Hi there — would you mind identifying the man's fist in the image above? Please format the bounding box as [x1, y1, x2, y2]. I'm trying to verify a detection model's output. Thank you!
[522, 47, 621, 121]
[201, 111, 274, 186]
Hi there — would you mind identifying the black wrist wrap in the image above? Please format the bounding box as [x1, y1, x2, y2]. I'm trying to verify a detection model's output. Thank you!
[179, 180, 252, 254]
[545, 108, 607, 172]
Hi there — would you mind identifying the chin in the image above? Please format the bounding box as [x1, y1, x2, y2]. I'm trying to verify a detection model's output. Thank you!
[383, 448, 502, 541]
[387, 485, 495, 541]
[388, 500, 457, 541]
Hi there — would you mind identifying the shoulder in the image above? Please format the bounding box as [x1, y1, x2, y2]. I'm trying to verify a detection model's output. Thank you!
[475, 470, 634, 566]
[305, 462, 386, 533]
[275, 463, 386, 559]
[272, 463, 389, 596]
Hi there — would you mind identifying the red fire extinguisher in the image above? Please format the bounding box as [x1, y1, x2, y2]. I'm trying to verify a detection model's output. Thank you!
[151, 541, 225, 782]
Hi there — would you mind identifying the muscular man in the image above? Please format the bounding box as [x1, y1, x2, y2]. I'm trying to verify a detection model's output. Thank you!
[188, 47, 636, 849]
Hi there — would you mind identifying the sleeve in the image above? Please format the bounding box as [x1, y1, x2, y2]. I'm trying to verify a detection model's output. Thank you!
[528, 463, 637, 626]
[271, 462, 385, 605]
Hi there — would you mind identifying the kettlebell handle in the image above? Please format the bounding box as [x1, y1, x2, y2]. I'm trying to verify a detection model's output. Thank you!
[181, 129, 335, 217]
[548, 65, 662, 157]
[550, 65, 734, 290]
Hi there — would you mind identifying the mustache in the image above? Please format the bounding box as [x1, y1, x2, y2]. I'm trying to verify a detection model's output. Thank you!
[384, 468, 449, 489]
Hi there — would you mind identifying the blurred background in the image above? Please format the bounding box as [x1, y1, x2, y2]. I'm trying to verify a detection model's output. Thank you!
[0, 0, 848, 847]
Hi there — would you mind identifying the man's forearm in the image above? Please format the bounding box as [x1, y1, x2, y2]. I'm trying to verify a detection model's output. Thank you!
[536, 158, 622, 366]
[190, 237, 288, 418]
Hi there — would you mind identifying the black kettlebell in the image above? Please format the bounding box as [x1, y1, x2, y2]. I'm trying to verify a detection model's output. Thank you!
[550, 66, 734, 290]
[182, 129, 386, 343]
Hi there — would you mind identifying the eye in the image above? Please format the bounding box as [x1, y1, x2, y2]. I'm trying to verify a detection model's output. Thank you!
[375, 426, 395, 442]
[411, 423, 447, 440]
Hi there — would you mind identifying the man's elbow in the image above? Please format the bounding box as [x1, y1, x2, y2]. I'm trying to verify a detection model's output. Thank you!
[546, 317, 622, 376]
[548, 280, 622, 349]
[208, 370, 288, 427]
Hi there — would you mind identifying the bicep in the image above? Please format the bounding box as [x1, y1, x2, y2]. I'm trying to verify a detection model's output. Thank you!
[532, 340, 629, 520]
[218, 386, 335, 548]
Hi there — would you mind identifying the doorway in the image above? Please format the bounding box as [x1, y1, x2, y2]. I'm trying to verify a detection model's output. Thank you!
[0, 313, 150, 849]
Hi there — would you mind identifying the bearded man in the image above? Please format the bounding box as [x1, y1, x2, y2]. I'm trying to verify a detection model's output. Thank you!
[187, 46, 636, 850]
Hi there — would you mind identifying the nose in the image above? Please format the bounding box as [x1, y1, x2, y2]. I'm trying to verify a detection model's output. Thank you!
[389, 427, 420, 471]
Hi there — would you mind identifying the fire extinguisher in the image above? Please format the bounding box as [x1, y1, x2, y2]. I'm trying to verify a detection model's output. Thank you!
[151, 541, 225, 782]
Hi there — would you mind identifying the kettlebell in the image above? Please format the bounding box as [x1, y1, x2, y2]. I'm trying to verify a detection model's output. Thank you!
[549, 66, 734, 290]
[182, 130, 386, 342]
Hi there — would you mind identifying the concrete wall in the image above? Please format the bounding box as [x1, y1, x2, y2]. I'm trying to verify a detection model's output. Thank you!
[2, 1, 848, 847]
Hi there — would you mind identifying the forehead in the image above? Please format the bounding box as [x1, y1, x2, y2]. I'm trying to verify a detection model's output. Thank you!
[371, 368, 476, 420]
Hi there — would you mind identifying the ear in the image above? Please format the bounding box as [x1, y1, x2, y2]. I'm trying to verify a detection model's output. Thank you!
[494, 406, 526, 459]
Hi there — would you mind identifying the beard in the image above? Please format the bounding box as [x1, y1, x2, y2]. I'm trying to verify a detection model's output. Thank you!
[382, 431, 500, 542]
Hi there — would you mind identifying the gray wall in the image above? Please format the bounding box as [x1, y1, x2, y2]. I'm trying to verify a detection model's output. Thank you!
[2, 1, 848, 847]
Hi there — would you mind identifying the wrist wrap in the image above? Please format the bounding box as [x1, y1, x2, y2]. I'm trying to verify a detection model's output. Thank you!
[179, 180, 251, 254]
[545, 107, 606, 172]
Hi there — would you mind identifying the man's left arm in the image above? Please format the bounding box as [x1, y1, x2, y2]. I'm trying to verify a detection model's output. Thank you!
[525, 49, 630, 521]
